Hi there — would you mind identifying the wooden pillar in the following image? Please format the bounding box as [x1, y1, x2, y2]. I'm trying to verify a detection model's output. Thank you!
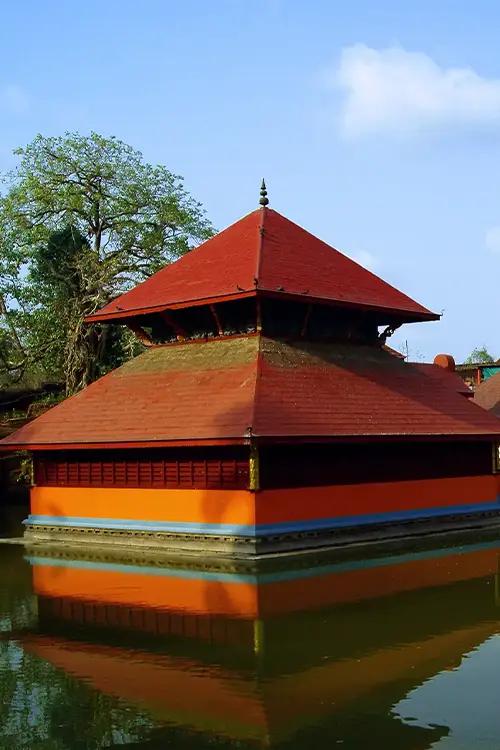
[300, 304, 312, 337]
[209, 304, 223, 336]
[159, 311, 186, 340]
[256, 298, 262, 332]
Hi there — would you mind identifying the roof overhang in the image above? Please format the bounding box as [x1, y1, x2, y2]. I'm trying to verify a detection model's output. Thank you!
[2, 432, 498, 453]
[85, 288, 440, 325]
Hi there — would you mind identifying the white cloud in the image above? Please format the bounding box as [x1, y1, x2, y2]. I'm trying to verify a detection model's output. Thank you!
[485, 226, 500, 255]
[1, 84, 29, 115]
[346, 249, 379, 270]
[331, 44, 500, 137]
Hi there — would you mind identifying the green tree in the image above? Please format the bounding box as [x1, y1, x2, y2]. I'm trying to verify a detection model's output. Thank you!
[0, 132, 213, 393]
[464, 346, 495, 364]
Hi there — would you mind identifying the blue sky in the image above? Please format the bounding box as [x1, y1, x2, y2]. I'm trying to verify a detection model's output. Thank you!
[1, 0, 499, 361]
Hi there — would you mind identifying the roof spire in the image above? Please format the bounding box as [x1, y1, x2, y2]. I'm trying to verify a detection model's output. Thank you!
[259, 178, 269, 207]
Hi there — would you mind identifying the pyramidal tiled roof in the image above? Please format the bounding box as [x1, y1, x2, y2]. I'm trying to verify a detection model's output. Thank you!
[87, 208, 438, 323]
[2, 337, 499, 451]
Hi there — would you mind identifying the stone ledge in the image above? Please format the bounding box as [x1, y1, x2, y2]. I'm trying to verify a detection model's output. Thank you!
[23, 509, 500, 558]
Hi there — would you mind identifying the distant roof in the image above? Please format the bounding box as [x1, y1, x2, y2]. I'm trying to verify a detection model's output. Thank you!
[456, 362, 500, 371]
[382, 345, 405, 359]
[87, 208, 438, 324]
[474, 373, 500, 418]
[2, 336, 498, 451]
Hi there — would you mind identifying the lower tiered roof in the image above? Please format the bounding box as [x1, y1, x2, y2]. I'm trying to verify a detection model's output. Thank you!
[1, 336, 499, 450]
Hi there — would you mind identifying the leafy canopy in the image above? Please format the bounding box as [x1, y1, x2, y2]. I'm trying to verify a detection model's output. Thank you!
[464, 346, 495, 364]
[0, 132, 213, 393]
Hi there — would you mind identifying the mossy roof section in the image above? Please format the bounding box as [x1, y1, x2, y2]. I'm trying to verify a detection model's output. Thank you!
[1, 335, 499, 450]
[0, 337, 260, 448]
[87, 208, 438, 323]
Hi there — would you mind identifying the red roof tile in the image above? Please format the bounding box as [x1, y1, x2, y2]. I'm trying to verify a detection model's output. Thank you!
[254, 340, 499, 439]
[2, 337, 499, 451]
[412, 363, 473, 397]
[87, 208, 438, 323]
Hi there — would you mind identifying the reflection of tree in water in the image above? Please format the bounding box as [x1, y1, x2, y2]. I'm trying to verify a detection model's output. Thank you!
[0, 644, 156, 749]
[0, 546, 157, 750]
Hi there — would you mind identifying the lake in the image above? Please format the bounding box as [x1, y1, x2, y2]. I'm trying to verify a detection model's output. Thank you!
[1, 532, 500, 749]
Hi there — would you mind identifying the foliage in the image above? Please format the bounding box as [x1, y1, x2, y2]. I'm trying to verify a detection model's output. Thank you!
[0, 132, 213, 393]
[464, 346, 495, 364]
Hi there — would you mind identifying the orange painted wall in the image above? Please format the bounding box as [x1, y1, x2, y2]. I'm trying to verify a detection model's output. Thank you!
[30, 475, 498, 533]
[32, 545, 499, 619]
[256, 475, 498, 525]
[30, 485, 255, 527]
[32, 564, 259, 618]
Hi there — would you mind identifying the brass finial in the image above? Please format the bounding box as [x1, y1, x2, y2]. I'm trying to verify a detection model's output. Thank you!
[259, 178, 269, 207]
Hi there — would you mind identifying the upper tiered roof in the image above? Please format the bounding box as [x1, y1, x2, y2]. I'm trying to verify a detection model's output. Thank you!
[87, 207, 438, 324]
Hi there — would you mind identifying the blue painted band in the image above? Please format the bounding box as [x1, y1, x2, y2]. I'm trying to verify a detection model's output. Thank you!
[24, 498, 500, 537]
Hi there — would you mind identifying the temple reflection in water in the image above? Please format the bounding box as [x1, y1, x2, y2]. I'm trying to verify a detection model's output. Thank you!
[10, 534, 500, 748]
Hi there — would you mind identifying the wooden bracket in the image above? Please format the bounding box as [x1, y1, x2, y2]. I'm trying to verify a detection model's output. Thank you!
[126, 322, 154, 347]
[378, 322, 402, 345]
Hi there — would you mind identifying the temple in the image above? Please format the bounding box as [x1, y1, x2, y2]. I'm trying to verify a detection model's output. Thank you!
[2, 187, 500, 555]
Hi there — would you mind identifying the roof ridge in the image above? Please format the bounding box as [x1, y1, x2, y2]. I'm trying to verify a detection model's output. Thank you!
[254, 207, 266, 288]
[247, 332, 265, 441]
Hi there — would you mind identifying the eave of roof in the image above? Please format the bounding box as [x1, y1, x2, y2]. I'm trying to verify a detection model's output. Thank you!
[86, 289, 439, 325]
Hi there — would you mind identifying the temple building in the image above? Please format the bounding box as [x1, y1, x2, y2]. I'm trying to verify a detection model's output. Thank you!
[2, 184, 500, 554]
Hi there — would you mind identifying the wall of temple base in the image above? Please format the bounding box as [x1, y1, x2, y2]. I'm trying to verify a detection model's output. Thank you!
[22, 473, 500, 556]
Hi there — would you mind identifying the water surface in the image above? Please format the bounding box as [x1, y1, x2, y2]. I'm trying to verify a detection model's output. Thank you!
[2, 533, 500, 749]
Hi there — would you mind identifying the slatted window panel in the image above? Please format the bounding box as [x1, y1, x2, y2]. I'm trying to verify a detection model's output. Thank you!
[38, 596, 255, 645]
[34, 455, 249, 489]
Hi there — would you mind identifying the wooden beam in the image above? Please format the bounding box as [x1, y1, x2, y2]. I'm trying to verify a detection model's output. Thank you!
[209, 304, 223, 336]
[126, 322, 153, 347]
[159, 310, 186, 339]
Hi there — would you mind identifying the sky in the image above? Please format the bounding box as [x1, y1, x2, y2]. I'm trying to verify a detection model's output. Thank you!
[1, 0, 500, 362]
